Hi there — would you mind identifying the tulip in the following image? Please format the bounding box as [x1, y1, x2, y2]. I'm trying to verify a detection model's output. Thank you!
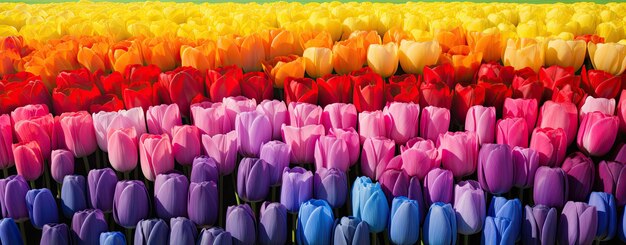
[317, 75, 353, 107]
[198, 227, 232, 245]
[398, 40, 441, 74]
[577, 111, 619, 156]
[99, 232, 125, 245]
[588, 192, 617, 241]
[158, 67, 205, 117]
[225, 204, 256, 245]
[478, 144, 514, 195]
[216, 36, 243, 68]
[523, 205, 558, 245]
[386, 74, 420, 104]
[146, 104, 182, 137]
[615, 144, 626, 164]
[579, 97, 615, 120]
[419, 106, 450, 142]
[235, 111, 272, 158]
[303, 47, 333, 78]
[511, 147, 540, 189]
[465, 105, 495, 145]
[529, 127, 568, 167]
[256, 100, 288, 141]
[488, 196, 522, 241]
[0, 176, 28, 222]
[482, 216, 516, 245]
[420, 76, 453, 109]
[263, 55, 306, 89]
[207, 65, 243, 103]
[503, 98, 538, 135]
[352, 71, 385, 112]
[360, 137, 395, 181]
[60, 175, 88, 218]
[297, 199, 334, 245]
[258, 141, 290, 187]
[187, 181, 218, 227]
[378, 160, 424, 210]
[223, 97, 258, 131]
[0, 115, 13, 169]
[25, 188, 58, 229]
[122, 81, 156, 112]
[496, 117, 529, 148]
[170, 125, 201, 166]
[583, 69, 622, 99]
[439, 131, 479, 178]
[398, 138, 439, 180]
[259, 202, 287, 245]
[588, 42, 626, 75]
[558, 201, 598, 245]
[545, 39, 586, 70]
[113, 181, 149, 228]
[319, 103, 355, 133]
[314, 168, 348, 208]
[537, 100, 578, 145]
[13, 115, 52, 161]
[467, 32, 504, 63]
[0, 218, 23, 245]
[107, 127, 138, 173]
[87, 168, 117, 212]
[597, 161, 626, 206]
[238, 158, 270, 202]
[452, 83, 486, 126]
[383, 102, 420, 144]
[328, 128, 360, 166]
[284, 77, 318, 106]
[41, 223, 71, 245]
[358, 110, 386, 142]
[333, 216, 369, 245]
[72, 209, 108, 245]
[50, 149, 74, 183]
[190, 102, 231, 137]
[59, 111, 97, 158]
[180, 43, 216, 73]
[280, 167, 313, 213]
[503, 38, 545, 72]
[134, 219, 170, 245]
[533, 166, 568, 209]
[453, 180, 486, 235]
[139, 134, 174, 181]
[105, 107, 147, 138]
[367, 42, 398, 78]
[332, 40, 364, 75]
[155, 173, 189, 220]
[169, 217, 197, 245]
[281, 124, 324, 165]
[11, 104, 49, 124]
[190, 156, 219, 184]
[241, 72, 273, 102]
[423, 202, 457, 245]
[423, 168, 454, 206]
[314, 136, 349, 172]
[202, 131, 237, 176]
[388, 197, 420, 244]
[288, 102, 322, 127]
[560, 152, 595, 201]
[352, 176, 389, 233]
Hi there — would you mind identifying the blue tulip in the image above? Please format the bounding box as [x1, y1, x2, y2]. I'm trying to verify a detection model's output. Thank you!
[620, 208, 626, 242]
[0, 218, 23, 245]
[487, 196, 521, 241]
[482, 216, 515, 245]
[259, 202, 287, 245]
[25, 188, 59, 229]
[588, 192, 617, 241]
[333, 216, 369, 245]
[41, 223, 71, 245]
[134, 219, 170, 245]
[423, 202, 457, 245]
[522, 205, 557, 245]
[198, 227, 232, 245]
[170, 217, 197, 245]
[351, 176, 389, 233]
[389, 196, 420, 245]
[100, 231, 126, 245]
[297, 199, 334, 245]
[61, 175, 88, 218]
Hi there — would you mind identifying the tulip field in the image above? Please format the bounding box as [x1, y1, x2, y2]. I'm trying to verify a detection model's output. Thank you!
[2, 1, 626, 245]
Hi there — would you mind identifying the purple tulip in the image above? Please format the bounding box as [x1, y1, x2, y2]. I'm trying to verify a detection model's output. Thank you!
[87, 168, 117, 212]
[439, 131, 479, 178]
[598, 161, 626, 206]
[170, 217, 197, 245]
[328, 128, 360, 166]
[223, 96, 257, 133]
[41, 223, 71, 245]
[478, 144, 514, 194]
[0, 175, 29, 221]
[423, 168, 454, 206]
[321, 103, 357, 133]
[453, 180, 486, 235]
[113, 181, 149, 228]
[155, 173, 189, 220]
[50, 149, 74, 184]
[25, 188, 59, 229]
[314, 135, 350, 172]
[288, 102, 322, 127]
[259, 141, 290, 186]
[134, 219, 169, 245]
[314, 168, 348, 208]
[71, 209, 107, 245]
[512, 147, 540, 189]
[561, 152, 595, 201]
[235, 111, 272, 157]
[190, 156, 219, 184]
[523, 205, 557, 245]
[465, 105, 496, 145]
[256, 100, 288, 140]
[187, 181, 218, 227]
[558, 201, 597, 245]
[198, 227, 232, 245]
[259, 202, 287, 245]
[533, 166, 568, 209]
[614, 143, 626, 164]
[61, 175, 88, 218]
[237, 158, 270, 202]
[280, 167, 313, 213]
[378, 157, 424, 207]
[225, 204, 256, 245]
[332, 216, 370, 245]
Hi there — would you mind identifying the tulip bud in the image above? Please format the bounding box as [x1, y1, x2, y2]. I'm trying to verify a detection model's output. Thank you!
[378, 159, 424, 211]
[420, 106, 450, 142]
[72, 209, 108, 245]
[113, 181, 149, 228]
[361, 137, 395, 181]
[191, 102, 231, 137]
[383, 102, 420, 144]
[259, 141, 290, 186]
[503, 98, 538, 135]
[358, 110, 386, 143]
[206, 66, 243, 103]
[201, 131, 237, 176]
[139, 134, 174, 181]
[488, 196, 522, 241]
[134, 219, 169, 245]
[367, 42, 399, 78]
[465, 105, 496, 145]
[579, 96, 615, 120]
[236, 111, 272, 157]
[281, 124, 325, 165]
[259, 202, 287, 245]
[187, 181, 218, 227]
[317, 75, 353, 107]
[288, 102, 322, 127]
[280, 167, 313, 213]
[303, 47, 333, 78]
[482, 216, 516, 245]
[0, 175, 29, 221]
[545, 39, 586, 70]
[512, 147, 540, 188]
[41, 223, 71, 245]
[328, 128, 360, 167]
[241, 72, 272, 104]
[225, 204, 256, 245]
[352, 71, 385, 113]
[529, 127, 567, 167]
[12, 141, 43, 181]
[588, 192, 617, 241]
[11, 104, 49, 125]
[423, 202, 457, 245]
[537, 100, 578, 146]
[314, 168, 348, 208]
[169, 217, 197, 245]
[333, 216, 369, 245]
[198, 227, 232, 245]
[478, 144, 514, 194]
[223, 96, 257, 131]
[188, 156, 218, 184]
[171, 125, 201, 166]
[577, 111, 619, 156]
[597, 161, 626, 206]
[13, 115, 52, 162]
[284, 77, 318, 105]
[50, 149, 74, 183]
[503, 38, 545, 72]
[424, 168, 454, 206]
[439, 131, 479, 178]
[533, 166, 568, 209]
[59, 111, 97, 158]
[351, 176, 389, 233]
[523, 205, 558, 245]
[496, 117, 529, 147]
[389, 197, 421, 244]
[146, 104, 182, 137]
[558, 201, 598, 245]
[155, 173, 189, 220]
[297, 199, 334, 244]
[454, 180, 486, 235]
[398, 40, 441, 74]
[0, 115, 13, 170]
[588, 42, 626, 75]
[99, 232, 126, 245]
[321, 103, 357, 133]
[314, 136, 349, 172]
[237, 158, 270, 202]
[61, 175, 88, 218]
[0, 218, 23, 245]
[25, 188, 59, 229]
[400, 138, 438, 180]
[561, 152, 595, 201]
[256, 100, 288, 141]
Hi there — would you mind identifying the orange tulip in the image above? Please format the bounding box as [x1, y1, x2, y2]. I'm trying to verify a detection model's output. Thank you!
[142, 37, 181, 71]
[299, 30, 333, 50]
[77, 42, 109, 73]
[348, 30, 382, 64]
[216, 36, 243, 68]
[262, 55, 305, 88]
[332, 39, 364, 75]
[434, 26, 467, 52]
[467, 31, 504, 63]
[239, 34, 266, 72]
[108, 39, 144, 73]
[440, 46, 483, 84]
[0, 36, 30, 75]
[265, 29, 296, 60]
[181, 41, 217, 73]
[383, 28, 413, 45]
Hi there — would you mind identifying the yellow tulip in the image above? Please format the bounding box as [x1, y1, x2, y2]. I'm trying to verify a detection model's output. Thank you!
[180, 42, 216, 73]
[303, 47, 333, 78]
[502, 38, 545, 72]
[239, 33, 266, 72]
[588, 42, 626, 75]
[398, 40, 441, 74]
[545, 39, 586, 71]
[516, 21, 547, 39]
[367, 42, 398, 78]
[467, 31, 504, 62]
[108, 39, 143, 73]
[262, 55, 305, 88]
[332, 39, 363, 75]
[596, 22, 624, 43]
[382, 28, 412, 45]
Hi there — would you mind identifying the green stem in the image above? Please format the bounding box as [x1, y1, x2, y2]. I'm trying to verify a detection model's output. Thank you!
[57, 182, 62, 199]
[251, 202, 257, 217]
[82, 157, 90, 175]
[271, 186, 277, 202]
[126, 228, 134, 243]
[18, 221, 26, 244]
[232, 173, 240, 205]
[124, 171, 130, 180]
[3, 168, 8, 178]
[29, 181, 36, 189]
[465, 234, 470, 245]
[292, 214, 297, 244]
[371, 233, 377, 245]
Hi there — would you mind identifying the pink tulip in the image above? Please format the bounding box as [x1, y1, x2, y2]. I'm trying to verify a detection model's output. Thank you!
[235, 111, 272, 157]
[223, 96, 257, 130]
[384, 102, 420, 144]
[281, 125, 325, 165]
[0, 115, 13, 169]
[256, 100, 288, 140]
[400, 138, 438, 180]
[146, 104, 182, 137]
[321, 103, 357, 133]
[615, 143, 626, 164]
[52, 115, 66, 150]
[11, 104, 49, 124]
[496, 117, 529, 148]
[503, 98, 538, 136]
[92, 111, 118, 152]
[202, 131, 237, 176]
[358, 110, 386, 143]
[191, 102, 231, 136]
[13, 141, 43, 181]
[361, 137, 395, 180]
[579, 96, 615, 120]
[438, 131, 479, 178]
[328, 128, 360, 166]
[93, 108, 147, 152]
[107, 128, 138, 173]
[51, 149, 74, 183]
[14, 114, 53, 161]
[465, 105, 495, 145]
[288, 102, 322, 127]
[537, 101, 578, 145]
[314, 135, 350, 172]
[139, 134, 174, 181]
[618, 90, 626, 133]
[530, 127, 568, 167]
[577, 111, 619, 156]
[419, 106, 450, 142]
[172, 125, 202, 166]
[59, 111, 97, 158]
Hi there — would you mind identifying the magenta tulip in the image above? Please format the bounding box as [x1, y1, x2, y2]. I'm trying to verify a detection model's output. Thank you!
[530, 127, 567, 167]
[222, 96, 257, 130]
[478, 144, 514, 194]
[321, 103, 357, 133]
[512, 147, 540, 188]
[384, 102, 420, 144]
[281, 124, 325, 165]
[11, 104, 49, 124]
[400, 137, 439, 180]
[502, 98, 538, 135]
[12, 142, 43, 181]
[14, 114, 52, 161]
[201, 131, 237, 176]
[537, 100, 578, 145]
[59, 111, 97, 158]
[0, 115, 13, 169]
[419, 106, 450, 142]
[260, 141, 291, 186]
[496, 117, 529, 148]
[577, 111, 619, 156]
[465, 105, 496, 145]
[533, 166, 568, 209]
[438, 131, 479, 178]
[256, 100, 288, 140]
[561, 152, 595, 201]
[139, 134, 174, 181]
[597, 161, 626, 206]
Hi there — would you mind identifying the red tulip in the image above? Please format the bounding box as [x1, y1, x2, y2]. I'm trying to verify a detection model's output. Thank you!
[386, 74, 420, 104]
[475, 63, 515, 85]
[352, 71, 385, 112]
[539, 65, 581, 101]
[423, 64, 455, 89]
[89, 94, 125, 113]
[477, 82, 511, 115]
[0, 73, 51, 114]
[52, 87, 100, 114]
[581, 67, 622, 99]
[240, 72, 272, 102]
[419, 81, 452, 109]
[159, 66, 205, 117]
[574, 34, 605, 44]
[452, 84, 485, 125]
[55, 68, 94, 91]
[284, 77, 318, 105]
[207, 65, 242, 102]
[124, 64, 161, 84]
[317, 74, 352, 107]
[122, 81, 158, 111]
